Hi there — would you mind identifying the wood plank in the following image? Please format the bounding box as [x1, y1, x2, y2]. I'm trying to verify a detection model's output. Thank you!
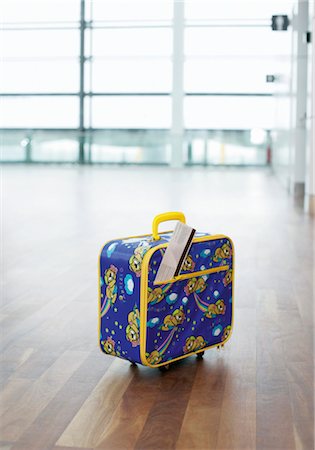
[7, 352, 111, 450]
[286, 362, 314, 450]
[216, 375, 256, 450]
[215, 307, 256, 450]
[1, 166, 314, 450]
[0, 351, 89, 442]
[256, 290, 296, 449]
[175, 357, 228, 450]
[52, 447, 93, 450]
[56, 358, 135, 448]
[0, 379, 33, 418]
[95, 367, 161, 449]
[134, 360, 198, 450]
[0, 442, 14, 450]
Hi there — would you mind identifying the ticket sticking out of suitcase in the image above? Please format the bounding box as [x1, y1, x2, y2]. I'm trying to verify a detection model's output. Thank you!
[98, 212, 234, 369]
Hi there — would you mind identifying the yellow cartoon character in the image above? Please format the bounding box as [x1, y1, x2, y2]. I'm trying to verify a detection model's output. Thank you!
[160, 306, 185, 331]
[194, 336, 206, 351]
[215, 299, 226, 314]
[184, 278, 197, 295]
[129, 241, 149, 277]
[104, 265, 118, 305]
[183, 336, 197, 353]
[148, 287, 165, 305]
[184, 277, 207, 296]
[183, 335, 206, 354]
[222, 325, 231, 341]
[146, 350, 162, 365]
[126, 307, 140, 347]
[126, 322, 139, 347]
[205, 303, 218, 319]
[129, 253, 142, 277]
[128, 307, 140, 326]
[213, 243, 232, 263]
[101, 336, 116, 356]
[223, 269, 233, 287]
[205, 299, 226, 319]
[182, 254, 195, 272]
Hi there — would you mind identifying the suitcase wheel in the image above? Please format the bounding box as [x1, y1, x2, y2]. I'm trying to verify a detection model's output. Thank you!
[130, 362, 137, 367]
[196, 351, 205, 359]
[159, 364, 170, 372]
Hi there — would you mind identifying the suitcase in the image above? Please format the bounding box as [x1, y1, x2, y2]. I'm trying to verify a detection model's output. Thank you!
[98, 212, 234, 369]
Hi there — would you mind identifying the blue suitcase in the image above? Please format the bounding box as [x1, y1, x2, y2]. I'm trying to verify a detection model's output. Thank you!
[98, 212, 234, 369]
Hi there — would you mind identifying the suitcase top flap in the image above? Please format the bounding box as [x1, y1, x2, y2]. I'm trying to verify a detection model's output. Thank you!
[100, 231, 210, 269]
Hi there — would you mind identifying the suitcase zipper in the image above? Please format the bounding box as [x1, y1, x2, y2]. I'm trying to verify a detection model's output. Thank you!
[153, 264, 230, 285]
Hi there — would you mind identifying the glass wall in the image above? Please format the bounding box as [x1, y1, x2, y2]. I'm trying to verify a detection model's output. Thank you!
[0, 0, 293, 165]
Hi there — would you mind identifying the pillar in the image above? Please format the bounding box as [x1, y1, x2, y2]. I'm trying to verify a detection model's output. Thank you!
[290, 0, 309, 198]
[171, 0, 184, 168]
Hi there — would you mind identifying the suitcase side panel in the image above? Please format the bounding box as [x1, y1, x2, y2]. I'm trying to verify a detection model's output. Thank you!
[140, 235, 234, 367]
[99, 237, 152, 364]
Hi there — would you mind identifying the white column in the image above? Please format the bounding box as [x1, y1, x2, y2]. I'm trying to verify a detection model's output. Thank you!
[291, 0, 309, 197]
[171, 0, 184, 168]
[304, 3, 315, 214]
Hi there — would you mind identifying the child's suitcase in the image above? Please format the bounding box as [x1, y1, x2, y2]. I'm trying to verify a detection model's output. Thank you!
[99, 212, 234, 369]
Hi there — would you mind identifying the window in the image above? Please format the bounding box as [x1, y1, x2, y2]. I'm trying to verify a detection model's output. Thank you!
[2, 0, 80, 23]
[1, 61, 79, 93]
[0, 0, 293, 164]
[86, 59, 171, 93]
[86, 0, 173, 22]
[84, 5, 173, 128]
[0, 29, 79, 60]
[185, 96, 275, 129]
[87, 96, 171, 129]
[0, 97, 79, 128]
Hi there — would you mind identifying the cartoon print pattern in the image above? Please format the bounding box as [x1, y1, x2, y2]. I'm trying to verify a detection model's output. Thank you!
[146, 238, 233, 364]
[101, 336, 117, 356]
[148, 283, 172, 305]
[182, 254, 195, 272]
[100, 234, 233, 365]
[213, 243, 232, 263]
[100, 264, 118, 318]
[183, 335, 207, 354]
[160, 306, 185, 331]
[129, 241, 149, 277]
[126, 306, 140, 347]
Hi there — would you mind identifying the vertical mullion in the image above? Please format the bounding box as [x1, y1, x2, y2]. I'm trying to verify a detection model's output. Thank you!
[171, 0, 185, 168]
[79, 0, 85, 163]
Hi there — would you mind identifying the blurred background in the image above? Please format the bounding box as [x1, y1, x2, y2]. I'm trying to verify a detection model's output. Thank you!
[0, 0, 314, 213]
[1, 3, 314, 449]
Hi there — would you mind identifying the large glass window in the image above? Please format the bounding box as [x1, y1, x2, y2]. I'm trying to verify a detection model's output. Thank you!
[183, 1, 292, 133]
[0, 0, 293, 164]
[87, 59, 171, 93]
[185, 0, 293, 22]
[0, 0, 80, 137]
[86, 0, 173, 22]
[1, 61, 79, 93]
[0, 29, 79, 59]
[86, 96, 171, 129]
[91, 28, 172, 58]
[185, 96, 275, 129]
[85, 23, 172, 128]
[185, 27, 291, 58]
[2, 0, 80, 23]
[0, 97, 79, 128]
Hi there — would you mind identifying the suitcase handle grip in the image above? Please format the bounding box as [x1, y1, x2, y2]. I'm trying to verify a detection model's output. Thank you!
[152, 212, 186, 240]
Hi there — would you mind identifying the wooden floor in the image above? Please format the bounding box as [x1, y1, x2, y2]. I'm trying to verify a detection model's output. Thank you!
[1, 165, 314, 450]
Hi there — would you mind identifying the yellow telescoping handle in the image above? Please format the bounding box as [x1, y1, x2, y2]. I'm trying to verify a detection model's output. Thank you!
[152, 212, 186, 240]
